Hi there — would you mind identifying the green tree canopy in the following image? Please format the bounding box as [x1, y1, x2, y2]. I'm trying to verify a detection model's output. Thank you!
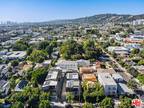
[28, 50, 48, 63]
[100, 97, 113, 108]
[11, 101, 24, 108]
[12, 40, 28, 51]
[66, 92, 74, 103]
[82, 102, 94, 108]
[118, 97, 132, 108]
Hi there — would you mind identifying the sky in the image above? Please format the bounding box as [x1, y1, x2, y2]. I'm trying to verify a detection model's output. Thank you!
[0, 0, 144, 22]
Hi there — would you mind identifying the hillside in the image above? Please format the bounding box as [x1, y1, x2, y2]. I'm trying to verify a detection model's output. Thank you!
[48, 14, 144, 24]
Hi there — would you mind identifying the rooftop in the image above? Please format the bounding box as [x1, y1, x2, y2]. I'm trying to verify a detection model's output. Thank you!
[43, 80, 57, 87]
[66, 80, 80, 88]
[98, 73, 117, 86]
[112, 73, 124, 80]
[46, 70, 59, 81]
[97, 68, 116, 74]
[82, 74, 97, 82]
[79, 67, 93, 74]
[118, 83, 134, 94]
[66, 72, 79, 80]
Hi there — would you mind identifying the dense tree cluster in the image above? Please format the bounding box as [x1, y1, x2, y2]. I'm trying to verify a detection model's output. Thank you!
[27, 50, 48, 63]
[82, 81, 105, 103]
[82, 102, 94, 108]
[12, 40, 29, 51]
[137, 74, 144, 84]
[118, 97, 133, 108]
[8, 87, 50, 108]
[30, 67, 48, 86]
[60, 39, 102, 61]
[37, 40, 57, 57]
[127, 80, 138, 89]
[11, 60, 19, 67]
[100, 97, 113, 108]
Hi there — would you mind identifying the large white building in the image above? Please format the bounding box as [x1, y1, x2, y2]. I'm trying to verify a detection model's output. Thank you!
[107, 46, 129, 56]
[98, 73, 117, 96]
[42, 68, 62, 100]
[56, 60, 78, 71]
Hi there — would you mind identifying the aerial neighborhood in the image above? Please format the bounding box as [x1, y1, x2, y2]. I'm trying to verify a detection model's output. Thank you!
[0, 14, 144, 108]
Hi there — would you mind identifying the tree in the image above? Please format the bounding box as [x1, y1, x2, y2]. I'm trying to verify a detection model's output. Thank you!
[93, 82, 104, 101]
[127, 80, 138, 89]
[38, 41, 50, 50]
[118, 97, 132, 108]
[39, 100, 50, 108]
[11, 101, 24, 108]
[28, 50, 48, 63]
[137, 74, 144, 84]
[10, 77, 16, 89]
[27, 47, 33, 55]
[31, 68, 47, 85]
[11, 60, 19, 67]
[66, 92, 74, 103]
[82, 81, 89, 103]
[82, 102, 94, 108]
[60, 40, 83, 60]
[12, 40, 28, 51]
[39, 92, 50, 100]
[139, 50, 144, 58]
[138, 60, 144, 65]
[100, 97, 113, 108]
[131, 48, 140, 54]
[127, 67, 138, 77]
[27, 94, 39, 107]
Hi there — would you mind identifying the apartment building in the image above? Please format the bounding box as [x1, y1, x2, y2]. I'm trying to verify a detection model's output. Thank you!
[98, 73, 117, 96]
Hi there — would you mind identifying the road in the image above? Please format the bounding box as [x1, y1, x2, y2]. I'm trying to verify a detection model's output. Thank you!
[101, 48, 133, 82]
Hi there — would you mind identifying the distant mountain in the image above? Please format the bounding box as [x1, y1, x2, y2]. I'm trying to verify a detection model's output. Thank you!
[47, 14, 144, 24]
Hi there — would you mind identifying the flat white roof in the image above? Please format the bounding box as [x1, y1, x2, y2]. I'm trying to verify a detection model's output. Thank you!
[118, 83, 134, 94]
[43, 80, 57, 87]
[66, 72, 79, 80]
[46, 71, 59, 80]
[66, 80, 80, 88]
[112, 73, 124, 80]
[98, 73, 117, 86]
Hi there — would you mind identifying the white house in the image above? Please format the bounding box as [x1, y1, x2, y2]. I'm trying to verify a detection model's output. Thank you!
[107, 46, 129, 56]
[98, 73, 117, 96]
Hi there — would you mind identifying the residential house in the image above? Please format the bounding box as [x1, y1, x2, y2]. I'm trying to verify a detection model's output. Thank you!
[15, 80, 28, 92]
[66, 72, 79, 80]
[98, 73, 117, 96]
[124, 34, 144, 44]
[79, 67, 94, 75]
[107, 46, 129, 56]
[0, 80, 10, 97]
[56, 60, 78, 71]
[97, 68, 116, 75]
[42, 68, 62, 101]
[66, 80, 81, 97]
[112, 73, 124, 83]
[117, 83, 134, 95]
[133, 66, 144, 74]
[2, 51, 26, 60]
[82, 74, 97, 87]
[76, 59, 90, 67]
